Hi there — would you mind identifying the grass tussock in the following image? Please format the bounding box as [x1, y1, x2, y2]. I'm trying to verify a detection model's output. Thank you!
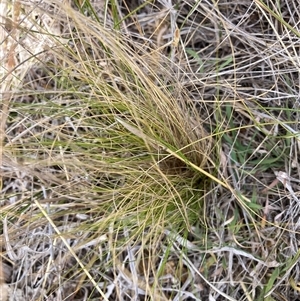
[1, 0, 300, 300]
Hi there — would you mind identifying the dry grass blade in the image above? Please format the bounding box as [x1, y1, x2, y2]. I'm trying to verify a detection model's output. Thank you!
[33, 199, 110, 301]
